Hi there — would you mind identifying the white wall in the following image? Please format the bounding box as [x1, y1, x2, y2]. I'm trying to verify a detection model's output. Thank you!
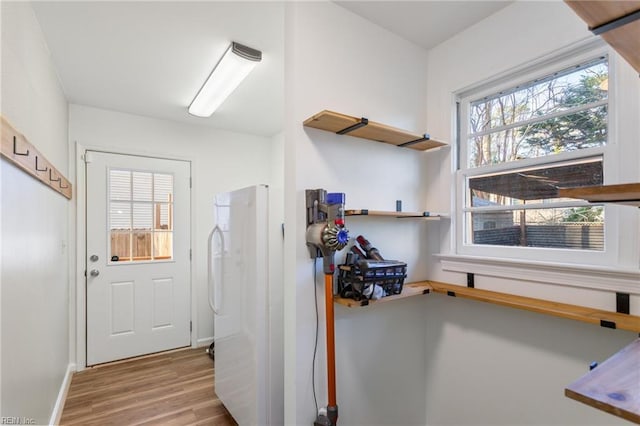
[285, 2, 435, 424]
[423, 2, 639, 424]
[68, 105, 279, 362]
[269, 131, 285, 424]
[1, 2, 70, 423]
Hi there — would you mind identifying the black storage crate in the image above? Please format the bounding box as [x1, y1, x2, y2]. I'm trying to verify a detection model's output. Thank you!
[338, 260, 407, 301]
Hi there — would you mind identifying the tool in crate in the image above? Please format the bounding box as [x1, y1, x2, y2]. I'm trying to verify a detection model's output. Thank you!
[338, 235, 407, 301]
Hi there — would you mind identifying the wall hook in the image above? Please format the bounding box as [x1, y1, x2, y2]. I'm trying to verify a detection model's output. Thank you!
[49, 169, 61, 183]
[59, 180, 68, 189]
[35, 156, 48, 172]
[13, 136, 29, 156]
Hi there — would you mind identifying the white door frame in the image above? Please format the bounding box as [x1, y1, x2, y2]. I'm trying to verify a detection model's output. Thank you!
[74, 142, 196, 370]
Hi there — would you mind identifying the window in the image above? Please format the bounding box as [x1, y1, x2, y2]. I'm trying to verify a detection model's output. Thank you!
[468, 158, 604, 250]
[109, 169, 174, 262]
[457, 53, 612, 263]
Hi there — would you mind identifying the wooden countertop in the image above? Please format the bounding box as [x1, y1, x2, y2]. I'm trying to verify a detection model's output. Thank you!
[566, 338, 640, 424]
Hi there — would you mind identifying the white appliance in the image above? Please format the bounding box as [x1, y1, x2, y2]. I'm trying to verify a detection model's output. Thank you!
[208, 185, 282, 425]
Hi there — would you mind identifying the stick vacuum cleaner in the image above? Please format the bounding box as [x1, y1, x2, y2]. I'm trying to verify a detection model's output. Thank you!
[305, 190, 349, 426]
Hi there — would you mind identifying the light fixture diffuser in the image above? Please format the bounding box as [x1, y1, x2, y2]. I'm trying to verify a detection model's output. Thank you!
[188, 42, 262, 117]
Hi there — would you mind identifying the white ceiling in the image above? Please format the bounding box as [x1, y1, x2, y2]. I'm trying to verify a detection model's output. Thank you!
[32, 1, 512, 138]
[335, 1, 513, 50]
[32, 1, 284, 137]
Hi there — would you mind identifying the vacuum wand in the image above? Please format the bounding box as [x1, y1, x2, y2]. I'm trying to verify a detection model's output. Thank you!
[305, 190, 348, 426]
[324, 273, 338, 424]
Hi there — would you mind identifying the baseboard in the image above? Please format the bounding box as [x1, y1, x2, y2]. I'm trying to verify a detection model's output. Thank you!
[49, 363, 75, 426]
[196, 337, 214, 348]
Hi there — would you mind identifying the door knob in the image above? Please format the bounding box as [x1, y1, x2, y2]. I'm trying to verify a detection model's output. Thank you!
[90, 254, 99, 262]
[90, 269, 100, 277]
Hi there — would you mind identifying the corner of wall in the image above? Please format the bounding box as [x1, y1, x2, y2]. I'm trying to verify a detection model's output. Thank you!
[49, 363, 76, 426]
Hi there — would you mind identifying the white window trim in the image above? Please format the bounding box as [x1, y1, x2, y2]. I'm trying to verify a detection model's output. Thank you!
[436, 253, 640, 295]
[452, 41, 629, 268]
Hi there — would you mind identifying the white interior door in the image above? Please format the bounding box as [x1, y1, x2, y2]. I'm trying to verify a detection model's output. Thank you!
[86, 151, 191, 365]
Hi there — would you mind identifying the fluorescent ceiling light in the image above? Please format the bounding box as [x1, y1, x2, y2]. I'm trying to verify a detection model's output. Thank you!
[188, 42, 262, 117]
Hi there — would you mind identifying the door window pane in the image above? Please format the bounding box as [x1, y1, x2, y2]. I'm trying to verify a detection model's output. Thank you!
[155, 203, 172, 230]
[154, 232, 173, 259]
[109, 169, 175, 263]
[132, 232, 152, 260]
[132, 172, 153, 201]
[154, 174, 173, 203]
[110, 231, 131, 261]
[110, 170, 131, 200]
[110, 202, 131, 231]
[133, 203, 153, 230]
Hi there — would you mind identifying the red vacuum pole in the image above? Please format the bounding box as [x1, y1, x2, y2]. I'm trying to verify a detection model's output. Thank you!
[325, 273, 337, 411]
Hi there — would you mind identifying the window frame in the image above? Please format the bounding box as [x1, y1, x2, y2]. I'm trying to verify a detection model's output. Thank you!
[454, 44, 621, 267]
[107, 167, 176, 265]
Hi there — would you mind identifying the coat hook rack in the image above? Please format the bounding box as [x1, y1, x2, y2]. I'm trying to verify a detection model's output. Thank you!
[13, 136, 29, 156]
[49, 168, 61, 183]
[35, 156, 48, 172]
[1, 115, 72, 199]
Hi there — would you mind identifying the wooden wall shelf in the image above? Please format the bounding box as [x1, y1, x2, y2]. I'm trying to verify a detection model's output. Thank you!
[334, 281, 432, 308]
[336, 279, 640, 333]
[565, 338, 640, 424]
[428, 281, 640, 333]
[559, 183, 640, 207]
[337, 279, 640, 422]
[1, 115, 72, 199]
[565, 1, 640, 73]
[345, 209, 445, 219]
[303, 110, 447, 151]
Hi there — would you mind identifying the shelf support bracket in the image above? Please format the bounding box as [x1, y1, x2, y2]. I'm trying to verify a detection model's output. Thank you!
[616, 292, 630, 315]
[600, 320, 616, 329]
[398, 133, 430, 148]
[467, 273, 475, 288]
[590, 9, 640, 36]
[336, 117, 368, 135]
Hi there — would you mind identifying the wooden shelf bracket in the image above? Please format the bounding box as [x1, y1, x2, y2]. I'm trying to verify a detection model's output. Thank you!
[398, 134, 432, 148]
[591, 8, 640, 35]
[336, 117, 369, 135]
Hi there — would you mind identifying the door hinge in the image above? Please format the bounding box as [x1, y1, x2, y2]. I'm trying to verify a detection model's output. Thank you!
[189, 177, 192, 188]
[189, 249, 192, 261]
[190, 321, 193, 332]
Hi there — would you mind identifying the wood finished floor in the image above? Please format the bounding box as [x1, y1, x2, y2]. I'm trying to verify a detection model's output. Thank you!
[60, 348, 237, 426]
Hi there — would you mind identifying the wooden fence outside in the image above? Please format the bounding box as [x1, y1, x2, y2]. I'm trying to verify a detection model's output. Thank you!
[110, 230, 172, 261]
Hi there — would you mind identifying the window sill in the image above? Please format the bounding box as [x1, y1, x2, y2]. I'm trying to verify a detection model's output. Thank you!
[435, 254, 640, 295]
